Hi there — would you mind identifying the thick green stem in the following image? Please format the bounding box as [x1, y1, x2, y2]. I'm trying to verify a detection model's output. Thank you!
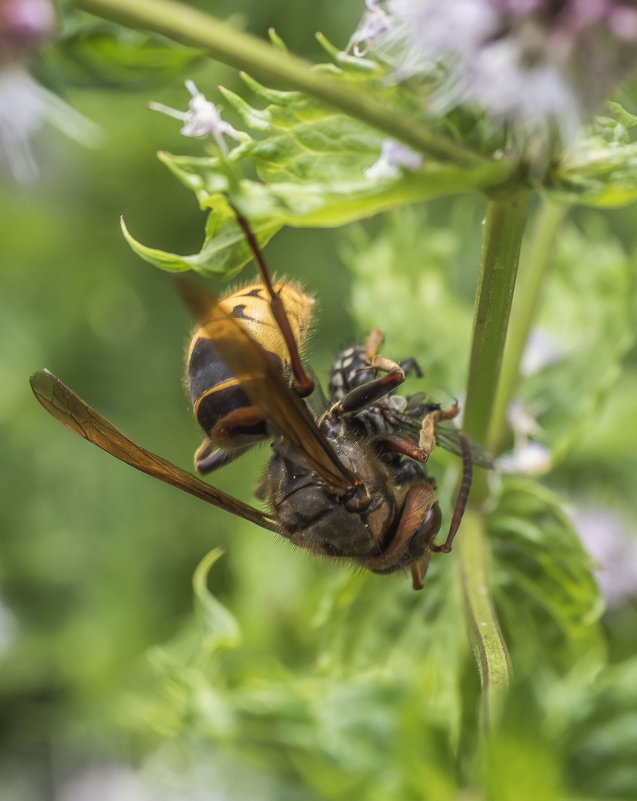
[456, 192, 530, 716]
[463, 192, 531, 496]
[73, 0, 494, 170]
[488, 198, 568, 453]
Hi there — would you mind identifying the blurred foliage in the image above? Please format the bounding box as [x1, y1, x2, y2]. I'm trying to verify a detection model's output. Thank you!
[1, 1, 637, 800]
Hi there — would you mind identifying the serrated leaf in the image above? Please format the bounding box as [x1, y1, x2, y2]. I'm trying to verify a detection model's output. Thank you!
[121, 204, 279, 280]
[552, 103, 637, 207]
[311, 565, 467, 748]
[128, 62, 509, 278]
[489, 476, 605, 674]
[565, 657, 637, 800]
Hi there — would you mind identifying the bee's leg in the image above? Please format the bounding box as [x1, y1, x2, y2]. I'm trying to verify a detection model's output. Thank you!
[194, 406, 266, 473]
[365, 331, 421, 377]
[411, 550, 433, 591]
[230, 204, 314, 397]
[374, 433, 430, 463]
[364, 328, 406, 375]
[327, 328, 419, 422]
[195, 441, 254, 475]
[417, 401, 461, 462]
[400, 357, 423, 378]
[370, 433, 472, 589]
[376, 407, 470, 553]
[325, 366, 405, 422]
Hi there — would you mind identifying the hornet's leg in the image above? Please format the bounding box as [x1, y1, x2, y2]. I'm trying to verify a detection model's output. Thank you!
[362, 481, 442, 590]
[194, 438, 255, 474]
[230, 203, 314, 397]
[370, 430, 473, 588]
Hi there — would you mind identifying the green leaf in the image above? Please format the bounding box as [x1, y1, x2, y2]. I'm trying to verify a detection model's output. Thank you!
[125, 64, 509, 278]
[43, 17, 201, 90]
[192, 547, 240, 650]
[489, 476, 605, 675]
[565, 657, 637, 800]
[121, 204, 279, 279]
[552, 102, 637, 207]
[310, 566, 468, 749]
[135, 558, 470, 799]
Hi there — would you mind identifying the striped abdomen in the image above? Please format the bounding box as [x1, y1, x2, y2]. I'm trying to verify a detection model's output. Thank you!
[186, 280, 314, 450]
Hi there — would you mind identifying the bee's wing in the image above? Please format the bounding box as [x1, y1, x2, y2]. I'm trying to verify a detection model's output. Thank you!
[433, 422, 494, 469]
[174, 277, 359, 496]
[30, 369, 278, 532]
[397, 395, 494, 469]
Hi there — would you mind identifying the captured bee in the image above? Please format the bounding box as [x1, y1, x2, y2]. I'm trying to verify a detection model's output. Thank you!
[328, 338, 493, 477]
[30, 207, 481, 590]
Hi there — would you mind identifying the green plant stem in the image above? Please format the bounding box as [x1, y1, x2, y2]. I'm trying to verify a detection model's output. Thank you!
[456, 192, 530, 715]
[73, 0, 498, 171]
[488, 198, 568, 453]
[457, 509, 512, 728]
[463, 191, 531, 492]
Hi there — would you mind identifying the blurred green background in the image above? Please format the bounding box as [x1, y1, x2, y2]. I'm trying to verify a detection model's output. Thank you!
[0, 3, 377, 797]
[2, 2, 637, 800]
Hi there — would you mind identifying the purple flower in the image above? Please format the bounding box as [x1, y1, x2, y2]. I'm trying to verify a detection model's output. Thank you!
[499, 440, 553, 475]
[0, 0, 55, 62]
[365, 137, 423, 180]
[149, 81, 244, 154]
[520, 329, 565, 376]
[571, 505, 637, 608]
[348, 0, 637, 143]
[347, 0, 392, 56]
[0, 0, 99, 184]
[499, 398, 553, 476]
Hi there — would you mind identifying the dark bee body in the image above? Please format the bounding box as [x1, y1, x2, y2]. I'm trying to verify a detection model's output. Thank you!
[329, 343, 429, 439]
[328, 343, 492, 471]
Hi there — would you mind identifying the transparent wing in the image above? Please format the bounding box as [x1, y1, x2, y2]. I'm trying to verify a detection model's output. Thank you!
[399, 392, 494, 469]
[30, 369, 278, 531]
[434, 422, 494, 469]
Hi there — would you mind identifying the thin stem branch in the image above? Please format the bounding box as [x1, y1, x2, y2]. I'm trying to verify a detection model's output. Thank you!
[72, 0, 497, 171]
[488, 198, 568, 453]
[457, 509, 512, 728]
